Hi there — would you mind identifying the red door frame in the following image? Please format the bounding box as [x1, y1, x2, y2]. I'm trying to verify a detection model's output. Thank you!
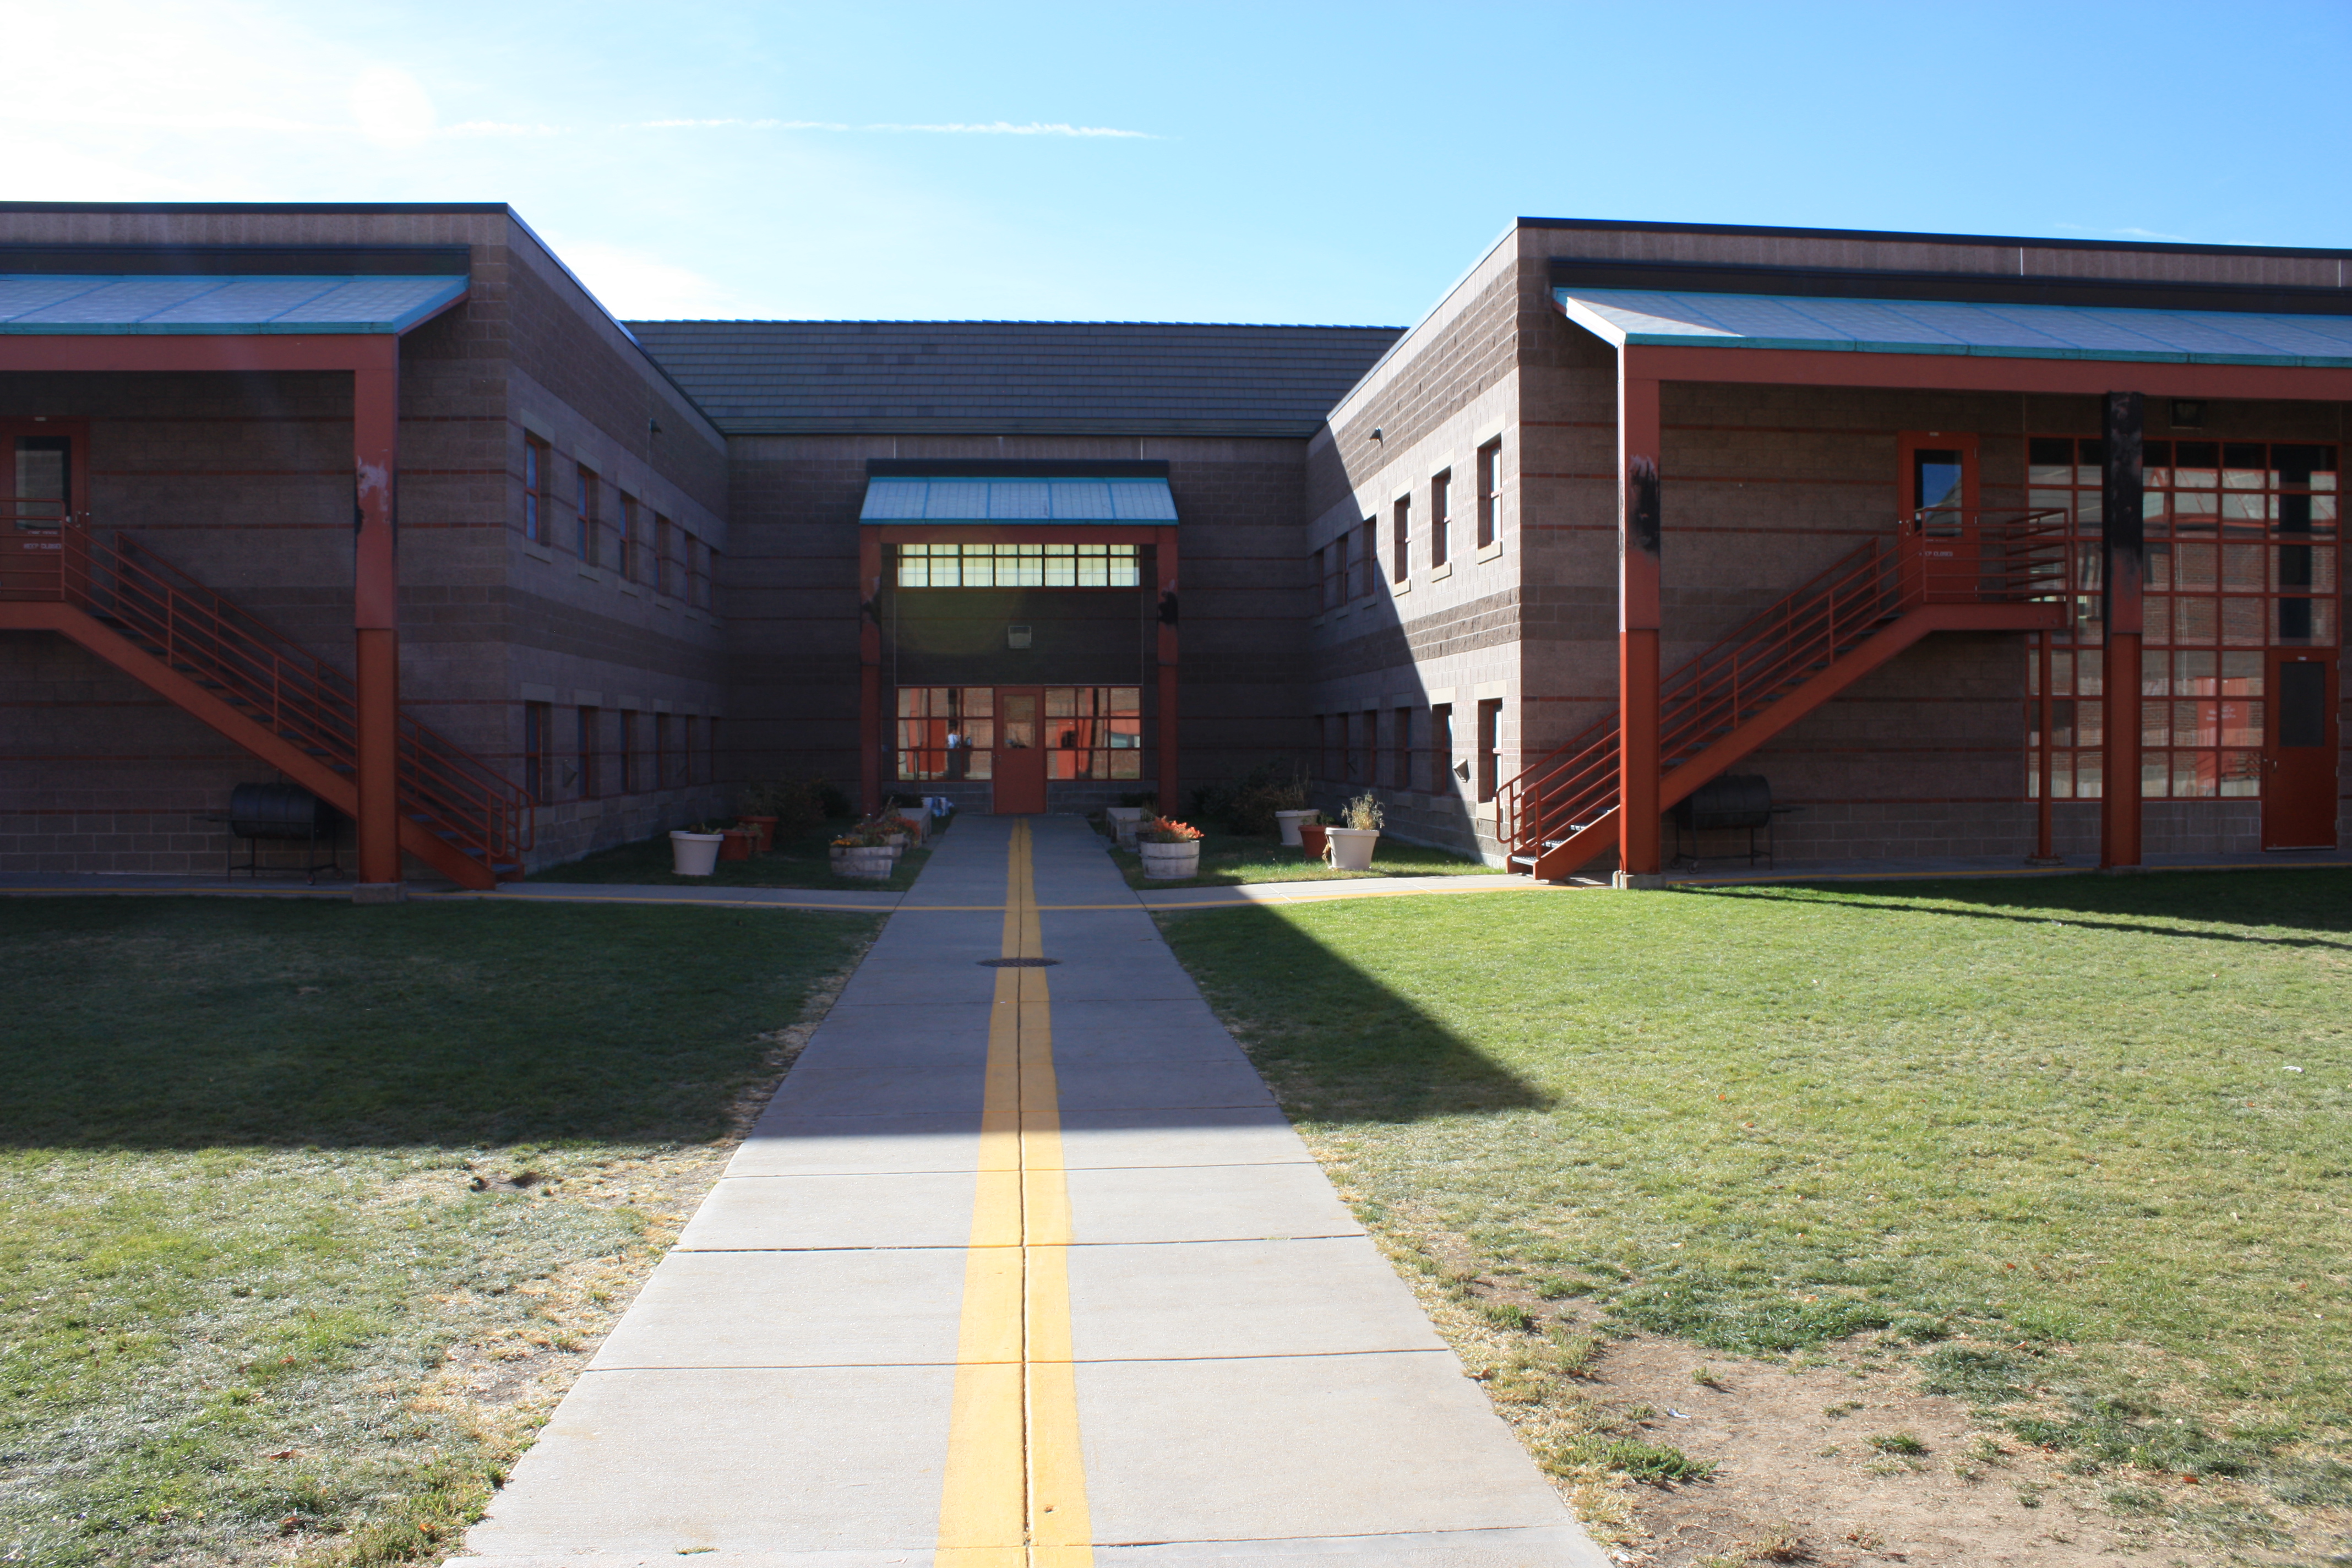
[2262, 649, 2340, 849]
[0, 418, 90, 601]
[1896, 431, 1983, 587]
[993, 687, 1048, 814]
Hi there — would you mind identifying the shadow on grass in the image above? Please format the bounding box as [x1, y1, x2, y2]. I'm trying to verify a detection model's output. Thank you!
[0, 896, 881, 1151]
[1695, 866, 2352, 951]
[1155, 901, 1551, 1123]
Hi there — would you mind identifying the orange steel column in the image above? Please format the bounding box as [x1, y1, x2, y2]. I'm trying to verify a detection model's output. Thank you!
[859, 531, 883, 815]
[352, 345, 402, 897]
[2100, 391, 2144, 870]
[1616, 368, 1663, 886]
[1156, 526, 1179, 813]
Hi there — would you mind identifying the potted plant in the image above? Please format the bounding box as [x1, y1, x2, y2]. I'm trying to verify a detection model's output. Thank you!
[735, 785, 778, 851]
[829, 821, 896, 879]
[719, 825, 757, 862]
[1298, 815, 1330, 860]
[1137, 816, 1205, 879]
[670, 823, 726, 876]
[1324, 793, 1384, 870]
[1276, 807, 1321, 848]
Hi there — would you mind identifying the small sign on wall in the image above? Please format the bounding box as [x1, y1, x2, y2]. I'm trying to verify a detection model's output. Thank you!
[1006, 624, 1032, 649]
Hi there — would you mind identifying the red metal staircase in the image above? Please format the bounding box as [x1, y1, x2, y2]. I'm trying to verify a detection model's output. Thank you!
[1498, 513, 2071, 880]
[1, 521, 529, 889]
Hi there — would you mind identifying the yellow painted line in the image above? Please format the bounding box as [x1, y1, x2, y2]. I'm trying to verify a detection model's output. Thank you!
[938, 819, 1093, 1566]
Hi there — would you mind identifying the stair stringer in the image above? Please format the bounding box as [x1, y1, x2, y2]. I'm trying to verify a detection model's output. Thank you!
[3, 600, 503, 890]
[1529, 601, 2066, 881]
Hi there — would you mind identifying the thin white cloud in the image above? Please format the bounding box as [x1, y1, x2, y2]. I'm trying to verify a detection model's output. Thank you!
[629, 117, 1159, 139]
[446, 120, 564, 137]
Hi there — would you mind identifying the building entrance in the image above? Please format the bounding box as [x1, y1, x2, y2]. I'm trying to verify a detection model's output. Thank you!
[993, 688, 1047, 814]
[0, 421, 84, 601]
[2264, 650, 2339, 848]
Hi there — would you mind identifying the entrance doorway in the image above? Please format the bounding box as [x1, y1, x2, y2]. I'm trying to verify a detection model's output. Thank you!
[1898, 431, 1981, 592]
[0, 421, 84, 601]
[993, 688, 1047, 814]
[2263, 650, 2339, 848]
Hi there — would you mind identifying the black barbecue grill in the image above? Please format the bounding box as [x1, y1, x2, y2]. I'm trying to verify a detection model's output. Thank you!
[222, 782, 344, 882]
[1670, 774, 1782, 868]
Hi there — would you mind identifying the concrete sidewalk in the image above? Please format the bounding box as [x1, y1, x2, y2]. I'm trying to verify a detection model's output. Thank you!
[451, 814, 1602, 1568]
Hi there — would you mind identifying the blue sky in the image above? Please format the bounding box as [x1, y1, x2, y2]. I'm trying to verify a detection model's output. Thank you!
[13, 1, 2351, 325]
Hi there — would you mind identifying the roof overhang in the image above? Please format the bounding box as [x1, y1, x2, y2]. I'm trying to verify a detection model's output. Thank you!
[0, 274, 469, 336]
[861, 473, 1178, 526]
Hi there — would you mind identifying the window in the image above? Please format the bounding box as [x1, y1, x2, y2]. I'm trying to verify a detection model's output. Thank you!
[705, 716, 720, 790]
[655, 713, 676, 788]
[895, 542, 1140, 589]
[1360, 709, 1379, 783]
[1044, 687, 1144, 780]
[897, 687, 996, 781]
[656, 515, 677, 597]
[1394, 705, 1413, 790]
[576, 468, 600, 564]
[689, 537, 711, 608]
[1357, 521, 1375, 598]
[1316, 714, 1335, 781]
[1431, 704, 1454, 793]
[618, 494, 641, 582]
[1317, 543, 1339, 610]
[1431, 470, 1452, 568]
[578, 706, 600, 800]
[618, 710, 639, 793]
[522, 701, 550, 801]
[1476, 698, 1502, 802]
[1391, 497, 1410, 582]
[683, 715, 700, 785]
[1476, 438, 1502, 551]
[522, 436, 549, 545]
[2024, 435, 2337, 799]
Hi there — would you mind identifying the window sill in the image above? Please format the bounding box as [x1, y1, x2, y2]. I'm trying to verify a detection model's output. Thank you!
[576, 565, 601, 582]
[1476, 540, 1504, 563]
[522, 542, 553, 564]
[1430, 561, 1453, 582]
[1392, 576, 1412, 595]
[1333, 603, 1353, 621]
[617, 582, 642, 598]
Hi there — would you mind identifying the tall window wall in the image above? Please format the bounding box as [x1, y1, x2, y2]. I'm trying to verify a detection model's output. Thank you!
[2025, 437, 2338, 799]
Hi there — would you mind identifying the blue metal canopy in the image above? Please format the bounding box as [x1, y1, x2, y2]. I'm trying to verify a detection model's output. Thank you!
[860, 475, 1178, 524]
[1555, 287, 2352, 369]
[0, 274, 470, 335]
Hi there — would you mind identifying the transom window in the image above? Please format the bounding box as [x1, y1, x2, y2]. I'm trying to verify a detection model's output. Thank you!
[2026, 437, 2337, 799]
[896, 542, 1140, 589]
[897, 685, 1141, 781]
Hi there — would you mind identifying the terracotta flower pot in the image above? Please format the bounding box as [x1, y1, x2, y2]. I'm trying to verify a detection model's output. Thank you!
[1139, 840, 1201, 880]
[739, 815, 777, 851]
[719, 829, 755, 862]
[669, 830, 723, 876]
[1298, 823, 1329, 859]
[1324, 826, 1380, 870]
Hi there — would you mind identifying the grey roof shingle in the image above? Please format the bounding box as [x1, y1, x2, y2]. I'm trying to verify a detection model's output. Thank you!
[623, 319, 1404, 438]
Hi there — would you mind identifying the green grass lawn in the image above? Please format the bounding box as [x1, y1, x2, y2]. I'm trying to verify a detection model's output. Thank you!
[1160, 870, 2352, 1543]
[1100, 824, 1493, 889]
[0, 896, 879, 1567]
[527, 815, 939, 891]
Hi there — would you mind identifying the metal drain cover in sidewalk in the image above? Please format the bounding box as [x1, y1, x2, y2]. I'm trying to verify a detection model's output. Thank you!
[979, 957, 1060, 967]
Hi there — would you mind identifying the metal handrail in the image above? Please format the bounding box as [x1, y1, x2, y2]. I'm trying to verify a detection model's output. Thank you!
[1496, 510, 2070, 863]
[52, 520, 531, 869]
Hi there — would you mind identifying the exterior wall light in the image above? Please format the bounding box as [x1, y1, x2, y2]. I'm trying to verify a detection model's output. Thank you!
[2170, 400, 2206, 428]
[1007, 624, 1032, 650]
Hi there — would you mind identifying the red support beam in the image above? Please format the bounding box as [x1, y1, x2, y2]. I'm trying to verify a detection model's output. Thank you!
[1156, 526, 1179, 814]
[858, 532, 883, 815]
[2101, 391, 2146, 870]
[352, 342, 402, 893]
[1616, 369, 1663, 885]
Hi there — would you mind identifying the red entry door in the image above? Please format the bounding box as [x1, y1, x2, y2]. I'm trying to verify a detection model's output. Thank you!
[993, 688, 1047, 814]
[1897, 431, 1981, 600]
[0, 422, 83, 601]
[2263, 651, 2339, 849]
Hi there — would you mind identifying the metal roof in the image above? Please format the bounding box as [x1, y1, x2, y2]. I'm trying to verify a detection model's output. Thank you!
[625, 319, 1405, 438]
[1556, 287, 2352, 368]
[861, 475, 1177, 524]
[0, 274, 469, 334]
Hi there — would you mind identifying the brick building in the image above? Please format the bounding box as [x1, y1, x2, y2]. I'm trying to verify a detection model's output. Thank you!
[1, 204, 2342, 890]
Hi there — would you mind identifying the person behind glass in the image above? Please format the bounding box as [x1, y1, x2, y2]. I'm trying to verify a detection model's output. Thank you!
[945, 727, 967, 780]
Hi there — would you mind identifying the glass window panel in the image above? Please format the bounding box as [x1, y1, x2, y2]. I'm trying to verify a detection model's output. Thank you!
[2175, 650, 2216, 696]
[2050, 649, 2075, 695]
[2175, 700, 2215, 747]
[2174, 543, 2215, 587]
[2051, 699, 2076, 749]
[1109, 687, 1140, 713]
[2221, 543, 2264, 590]
[2172, 750, 2218, 798]
[2174, 596, 2217, 644]
[2075, 747, 2103, 799]
[1110, 752, 1141, 780]
[2142, 700, 2170, 748]
[2141, 755, 2169, 799]
[2220, 652, 2264, 696]
[2308, 597, 2338, 645]
[2143, 595, 2171, 645]
[2050, 748, 2073, 799]
[1046, 688, 1076, 717]
[2142, 648, 2170, 695]
[2220, 699, 2262, 747]
[2218, 750, 2261, 797]
[2221, 597, 2264, 645]
[2077, 699, 2104, 746]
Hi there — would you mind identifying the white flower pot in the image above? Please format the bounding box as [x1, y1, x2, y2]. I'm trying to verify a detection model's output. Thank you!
[1139, 840, 1201, 880]
[669, 830, 724, 876]
[1106, 806, 1148, 847]
[1324, 827, 1380, 870]
[1273, 809, 1317, 847]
